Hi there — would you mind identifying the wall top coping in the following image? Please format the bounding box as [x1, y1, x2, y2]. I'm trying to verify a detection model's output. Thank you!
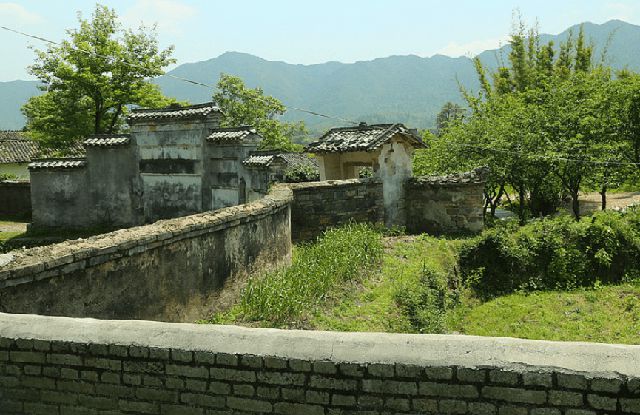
[287, 178, 381, 190]
[0, 184, 292, 279]
[410, 166, 489, 186]
[1, 312, 638, 378]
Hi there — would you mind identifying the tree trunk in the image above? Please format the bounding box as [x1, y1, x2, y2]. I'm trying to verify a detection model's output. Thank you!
[600, 184, 607, 211]
[518, 185, 526, 226]
[107, 105, 123, 134]
[571, 191, 580, 220]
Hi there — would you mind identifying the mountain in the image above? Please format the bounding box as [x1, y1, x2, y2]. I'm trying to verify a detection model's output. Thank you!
[2, 20, 640, 133]
[0, 80, 41, 130]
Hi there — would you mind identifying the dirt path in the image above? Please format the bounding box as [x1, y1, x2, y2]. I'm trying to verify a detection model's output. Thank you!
[576, 191, 640, 215]
[0, 221, 28, 234]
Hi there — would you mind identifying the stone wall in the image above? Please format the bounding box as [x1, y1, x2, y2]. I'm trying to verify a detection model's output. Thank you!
[1, 313, 639, 415]
[0, 180, 30, 218]
[0, 185, 292, 322]
[289, 178, 384, 241]
[406, 168, 487, 235]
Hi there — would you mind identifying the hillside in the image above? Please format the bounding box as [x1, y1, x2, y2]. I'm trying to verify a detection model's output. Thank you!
[2, 19, 639, 132]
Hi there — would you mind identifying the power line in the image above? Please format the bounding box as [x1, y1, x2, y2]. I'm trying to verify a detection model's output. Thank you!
[446, 141, 640, 167]
[1, 25, 359, 125]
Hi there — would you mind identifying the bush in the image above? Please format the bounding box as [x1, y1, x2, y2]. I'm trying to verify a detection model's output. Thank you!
[393, 261, 461, 333]
[283, 164, 319, 182]
[459, 209, 640, 298]
[235, 223, 383, 323]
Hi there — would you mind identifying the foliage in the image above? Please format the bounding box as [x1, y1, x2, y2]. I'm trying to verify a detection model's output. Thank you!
[215, 223, 383, 324]
[0, 173, 19, 181]
[459, 209, 640, 298]
[416, 19, 640, 222]
[22, 4, 177, 150]
[282, 163, 319, 183]
[393, 259, 460, 333]
[213, 74, 306, 152]
[435, 102, 465, 135]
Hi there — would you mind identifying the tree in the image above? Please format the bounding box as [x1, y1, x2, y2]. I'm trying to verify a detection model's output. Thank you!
[213, 74, 305, 152]
[22, 4, 177, 149]
[435, 102, 465, 135]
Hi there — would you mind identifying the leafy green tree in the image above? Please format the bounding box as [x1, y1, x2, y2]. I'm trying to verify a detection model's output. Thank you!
[435, 102, 465, 135]
[213, 74, 305, 151]
[22, 4, 177, 149]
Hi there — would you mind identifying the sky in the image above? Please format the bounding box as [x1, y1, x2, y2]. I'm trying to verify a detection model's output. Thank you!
[1, 0, 640, 81]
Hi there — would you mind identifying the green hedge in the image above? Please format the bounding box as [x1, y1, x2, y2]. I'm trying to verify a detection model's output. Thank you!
[459, 209, 640, 297]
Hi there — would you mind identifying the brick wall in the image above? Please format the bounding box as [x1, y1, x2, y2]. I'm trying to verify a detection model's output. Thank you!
[289, 179, 384, 241]
[1, 313, 638, 415]
[0, 185, 292, 322]
[0, 180, 31, 218]
[406, 171, 486, 235]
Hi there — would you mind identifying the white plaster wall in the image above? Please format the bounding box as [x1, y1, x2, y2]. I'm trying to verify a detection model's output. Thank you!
[378, 139, 414, 227]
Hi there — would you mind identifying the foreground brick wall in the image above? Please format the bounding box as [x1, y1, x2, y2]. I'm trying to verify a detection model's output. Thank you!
[0, 180, 30, 218]
[289, 179, 384, 241]
[0, 314, 639, 415]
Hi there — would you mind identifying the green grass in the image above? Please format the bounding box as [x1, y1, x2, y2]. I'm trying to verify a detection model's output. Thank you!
[310, 235, 462, 333]
[199, 222, 640, 345]
[204, 223, 384, 326]
[449, 283, 640, 344]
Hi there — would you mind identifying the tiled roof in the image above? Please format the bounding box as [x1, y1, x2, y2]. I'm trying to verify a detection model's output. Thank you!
[84, 134, 131, 147]
[0, 132, 85, 163]
[306, 123, 425, 153]
[28, 158, 87, 170]
[243, 151, 319, 169]
[0, 132, 38, 163]
[128, 102, 221, 122]
[410, 166, 490, 185]
[207, 126, 258, 142]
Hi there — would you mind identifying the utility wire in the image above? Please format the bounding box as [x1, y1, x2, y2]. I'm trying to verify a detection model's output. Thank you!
[448, 141, 640, 167]
[1, 25, 359, 125]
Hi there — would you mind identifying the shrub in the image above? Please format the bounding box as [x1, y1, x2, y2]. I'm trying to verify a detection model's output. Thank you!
[459, 209, 640, 298]
[236, 223, 383, 323]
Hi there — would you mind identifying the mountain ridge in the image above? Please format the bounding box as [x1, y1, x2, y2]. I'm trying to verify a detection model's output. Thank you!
[2, 19, 639, 132]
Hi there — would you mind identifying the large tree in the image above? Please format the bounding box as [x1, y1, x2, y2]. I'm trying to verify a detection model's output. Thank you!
[213, 74, 305, 152]
[22, 4, 177, 149]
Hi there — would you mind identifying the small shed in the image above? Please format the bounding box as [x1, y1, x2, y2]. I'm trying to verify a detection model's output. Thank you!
[307, 123, 425, 227]
[305, 123, 424, 181]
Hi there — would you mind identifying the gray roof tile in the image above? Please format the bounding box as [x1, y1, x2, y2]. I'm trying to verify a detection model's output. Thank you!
[84, 134, 131, 147]
[410, 166, 490, 185]
[1, 132, 85, 163]
[128, 102, 221, 122]
[207, 126, 258, 142]
[306, 123, 425, 153]
[28, 159, 87, 170]
[243, 151, 319, 170]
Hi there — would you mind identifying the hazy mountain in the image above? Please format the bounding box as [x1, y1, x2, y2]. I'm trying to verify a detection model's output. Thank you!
[2, 19, 639, 132]
[0, 80, 41, 130]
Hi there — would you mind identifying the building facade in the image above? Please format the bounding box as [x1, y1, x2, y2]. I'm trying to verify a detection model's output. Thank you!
[29, 103, 268, 230]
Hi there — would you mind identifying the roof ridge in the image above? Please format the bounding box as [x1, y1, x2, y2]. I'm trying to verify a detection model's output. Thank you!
[209, 126, 256, 132]
[131, 101, 218, 113]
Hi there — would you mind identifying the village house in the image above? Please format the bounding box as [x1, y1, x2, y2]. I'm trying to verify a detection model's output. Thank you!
[28, 102, 283, 230]
[0, 131, 83, 179]
[306, 123, 425, 226]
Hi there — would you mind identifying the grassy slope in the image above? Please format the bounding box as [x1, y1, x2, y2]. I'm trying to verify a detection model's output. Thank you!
[309, 235, 640, 345]
[310, 236, 461, 333]
[451, 283, 640, 344]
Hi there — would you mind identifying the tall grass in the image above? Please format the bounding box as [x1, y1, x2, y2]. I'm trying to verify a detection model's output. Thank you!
[235, 223, 383, 324]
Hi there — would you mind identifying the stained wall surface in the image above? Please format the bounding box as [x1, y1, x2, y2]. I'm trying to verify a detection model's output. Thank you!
[0, 313, 638, 415]
[0, 186, 292, 322]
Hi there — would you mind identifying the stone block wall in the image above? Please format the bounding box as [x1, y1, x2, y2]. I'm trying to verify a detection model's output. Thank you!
[0, 180, 30, 218]
[406, 169, 487, 235]
[289, 178, 384, 241]
[1, 313, 639, 415]
[0, 185, 292, 322]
